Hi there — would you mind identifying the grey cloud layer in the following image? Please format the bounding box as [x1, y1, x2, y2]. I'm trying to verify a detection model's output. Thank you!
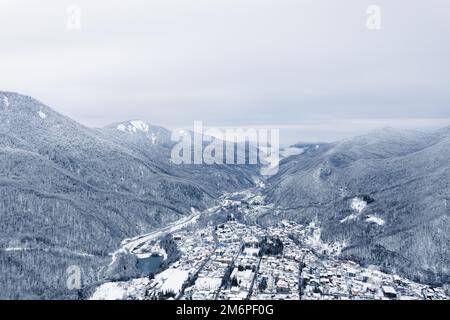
[1, 0, 449, 143]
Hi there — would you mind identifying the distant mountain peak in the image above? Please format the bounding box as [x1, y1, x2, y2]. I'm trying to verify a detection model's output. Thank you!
[103, 119, 172, 147]
[116, 120, 150, 134]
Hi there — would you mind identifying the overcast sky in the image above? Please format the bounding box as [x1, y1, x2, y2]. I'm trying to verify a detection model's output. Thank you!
[1, 0, 449, 143]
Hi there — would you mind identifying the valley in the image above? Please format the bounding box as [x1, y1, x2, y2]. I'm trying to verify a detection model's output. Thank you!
[1, 91, 450, 299]
[91, 186, 450, 300]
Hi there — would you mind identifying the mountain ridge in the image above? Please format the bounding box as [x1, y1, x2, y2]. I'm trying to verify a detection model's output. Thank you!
[0, 92, 256, 299]
[263, 126, 450, 285]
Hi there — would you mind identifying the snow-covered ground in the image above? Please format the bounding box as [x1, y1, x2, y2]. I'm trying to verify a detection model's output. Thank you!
[155, 268, 190, 294]
[280, 147, 304, 158]
[340, 197, 368, 223]
[366, 215, 385, 226]
[37, 110, 47, 119]
[90, 282, 127, 300]
[90, 278, 150, 300]
[351, 197, 367, 213]
[90, 268, 190, 300]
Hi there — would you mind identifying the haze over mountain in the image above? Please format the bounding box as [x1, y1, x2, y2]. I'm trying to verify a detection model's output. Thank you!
[2, 1, 450, 144]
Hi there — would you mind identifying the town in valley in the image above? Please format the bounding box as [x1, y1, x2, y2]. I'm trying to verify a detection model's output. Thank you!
[91, 188, 450, 301]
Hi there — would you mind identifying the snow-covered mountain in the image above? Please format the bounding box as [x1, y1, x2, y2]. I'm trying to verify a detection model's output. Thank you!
[263, 127, 450, 285]
[0, 92, 256, 299]
[1, 91, 449, 298]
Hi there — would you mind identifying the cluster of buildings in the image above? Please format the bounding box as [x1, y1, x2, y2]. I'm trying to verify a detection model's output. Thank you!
[173, 220, 449, 300]
[142, 227, 216, 299]
[301, 255, 449, 300]
[93, 217, 450, 300]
